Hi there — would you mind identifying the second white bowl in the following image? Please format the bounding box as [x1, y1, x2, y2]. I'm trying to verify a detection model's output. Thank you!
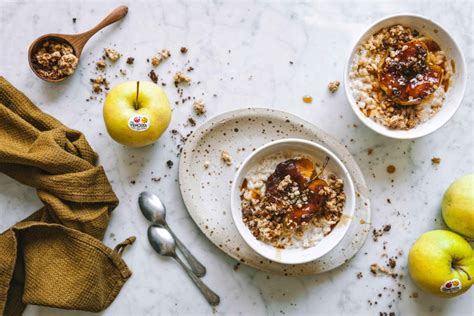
[344, 14, 467, 139]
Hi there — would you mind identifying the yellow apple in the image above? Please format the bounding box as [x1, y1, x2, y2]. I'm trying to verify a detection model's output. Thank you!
[442, 174, 474, 238]
[408, 230, 474, 298]
[103, 81, 171, 147]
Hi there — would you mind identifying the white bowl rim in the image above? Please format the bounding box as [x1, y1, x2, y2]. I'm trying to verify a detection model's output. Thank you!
[230, 138, 356, 265]
[343, 13, 468, 139]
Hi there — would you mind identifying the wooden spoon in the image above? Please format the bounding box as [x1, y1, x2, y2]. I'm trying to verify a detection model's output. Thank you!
[28, 5, 129, 83]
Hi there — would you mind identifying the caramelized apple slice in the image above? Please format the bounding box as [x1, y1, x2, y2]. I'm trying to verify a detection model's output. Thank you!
[266, 158, 314, 196]
[293, 158, 314, 180]
[378, 39, 443, 106]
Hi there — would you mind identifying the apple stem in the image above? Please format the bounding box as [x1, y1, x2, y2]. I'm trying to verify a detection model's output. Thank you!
[135, 81, 140, 110]
[458, 266, 471, 280]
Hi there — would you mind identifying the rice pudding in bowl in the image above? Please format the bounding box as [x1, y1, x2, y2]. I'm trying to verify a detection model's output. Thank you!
[231, 139, 355, 264]
[344, 14, 467, 139]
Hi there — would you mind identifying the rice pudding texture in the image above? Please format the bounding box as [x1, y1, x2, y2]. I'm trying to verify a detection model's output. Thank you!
[240, 153, 346, 249]
[349, 25, 453, 130]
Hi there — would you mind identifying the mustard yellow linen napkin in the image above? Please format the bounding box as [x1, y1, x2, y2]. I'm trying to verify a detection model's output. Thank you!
[0, 77, 134, 315]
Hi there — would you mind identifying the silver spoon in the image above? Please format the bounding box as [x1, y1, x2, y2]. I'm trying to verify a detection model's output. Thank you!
[148, 225, 220, 306]
[139, 191, 206, 277]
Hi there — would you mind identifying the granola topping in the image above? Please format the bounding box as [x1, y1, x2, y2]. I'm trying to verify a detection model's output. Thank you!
[240, 154, 345, 248]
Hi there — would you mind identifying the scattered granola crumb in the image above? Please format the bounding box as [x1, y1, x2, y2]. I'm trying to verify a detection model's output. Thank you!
[357, 272, 363, 279]
[431, 157, 441, 164]
[126, 57, 135, 65]
[104, 48, 121, 61]
[130, 180, 136, 185]
[368, 148, 373, 155]
[203, 161, 210, 169]
[148, 69, 158, 83]
[386, 165, 396, 174]
[119, 69, 127, 76]
[174, 71, 191, 85]
[193, 99, 206, 116]
[72, 18, 77, 23]
[370, 263, 396, 277]
[151, 49, 171, 66]
[328, 80, 340, 93]
[411, 292, 419, 298]
[180, 47, 188, 54]
[221, 151, 233, 166]
[91, 75, 108, 94]
[96, 59, 106, 70]
[166, 160, 174, 168]
[372, 225, 391, 241]
[151, 177, 161, 182]
[388, 257, 397, 269]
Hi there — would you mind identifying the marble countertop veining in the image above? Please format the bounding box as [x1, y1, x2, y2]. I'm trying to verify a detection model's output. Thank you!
[0, 0, 473, 315]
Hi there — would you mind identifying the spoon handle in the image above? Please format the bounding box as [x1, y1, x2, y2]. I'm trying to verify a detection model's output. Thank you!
[166, 225, 207, 277]
[173, 255, 220, 306]
[69, 5, 129, 56]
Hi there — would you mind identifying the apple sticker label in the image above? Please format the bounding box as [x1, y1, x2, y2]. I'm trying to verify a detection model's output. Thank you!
[440, 279, 462, 293]
[128, 115, 150, 132]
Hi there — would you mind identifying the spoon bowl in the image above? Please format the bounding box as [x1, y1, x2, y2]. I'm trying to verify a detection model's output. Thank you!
[139, 191, 167, 225]
[147, 225, 176, 257]
[28, 5, 128, 82]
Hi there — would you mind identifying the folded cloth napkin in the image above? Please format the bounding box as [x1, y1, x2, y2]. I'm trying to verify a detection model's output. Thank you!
[0, 77, 134, 315]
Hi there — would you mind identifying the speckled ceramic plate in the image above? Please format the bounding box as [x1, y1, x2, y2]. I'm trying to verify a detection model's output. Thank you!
[178, 108, 371, 275]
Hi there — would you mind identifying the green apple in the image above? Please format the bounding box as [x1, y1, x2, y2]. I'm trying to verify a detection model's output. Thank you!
[442, 174, 474, 238]
[408, 230, 473, 298]
[103, 81, 171, 147]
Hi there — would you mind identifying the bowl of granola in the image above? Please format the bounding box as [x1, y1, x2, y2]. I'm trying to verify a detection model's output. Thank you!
[344, 14, 467, 139]
[231, 139, 355, 264]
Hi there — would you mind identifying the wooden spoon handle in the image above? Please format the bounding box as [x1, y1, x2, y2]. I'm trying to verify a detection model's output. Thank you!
[70, 5, 128, 56]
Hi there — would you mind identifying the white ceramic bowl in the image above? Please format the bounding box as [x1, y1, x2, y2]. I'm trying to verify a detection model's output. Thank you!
[231, 139, 356, 265]
[344, 14, 467, 139]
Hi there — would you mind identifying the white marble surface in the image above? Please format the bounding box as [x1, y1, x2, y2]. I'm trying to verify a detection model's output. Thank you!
[0, 0, 473, 315]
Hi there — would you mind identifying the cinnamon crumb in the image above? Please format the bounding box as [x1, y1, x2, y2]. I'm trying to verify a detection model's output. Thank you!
[148, 70, 158, 83]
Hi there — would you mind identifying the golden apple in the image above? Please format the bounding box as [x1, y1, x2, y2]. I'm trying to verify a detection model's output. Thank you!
[103, 81, 171, 147]
[442, 174, 474, 238]
[408, 230, 473, 298]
